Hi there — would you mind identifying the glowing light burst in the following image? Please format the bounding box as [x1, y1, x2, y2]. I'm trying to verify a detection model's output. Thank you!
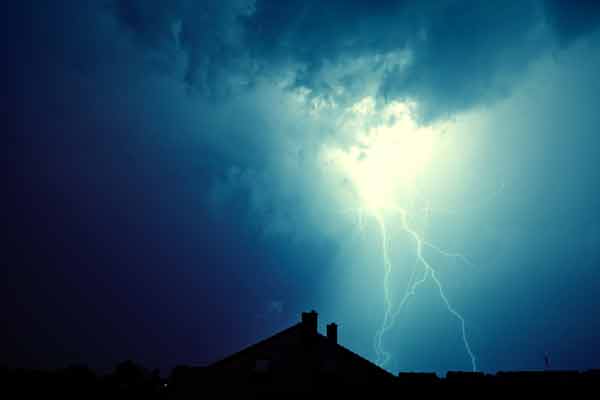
[331, 104, 435, 212]
[326, 99, 477, 372]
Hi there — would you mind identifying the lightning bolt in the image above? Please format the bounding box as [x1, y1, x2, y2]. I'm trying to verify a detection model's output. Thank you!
[368, 205, 477, 372]
[329, 102, 492, 373]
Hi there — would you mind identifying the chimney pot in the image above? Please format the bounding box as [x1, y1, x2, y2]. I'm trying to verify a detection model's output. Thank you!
[301, 310, 318, 334]
[327, 323, 338, 344]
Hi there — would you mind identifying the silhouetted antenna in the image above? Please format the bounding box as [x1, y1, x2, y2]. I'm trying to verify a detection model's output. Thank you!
[544, 352, 550, 369]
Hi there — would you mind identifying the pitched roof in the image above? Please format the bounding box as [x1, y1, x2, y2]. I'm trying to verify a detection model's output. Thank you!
[209, 321, 392, 379]
[209, 323, 304, 368]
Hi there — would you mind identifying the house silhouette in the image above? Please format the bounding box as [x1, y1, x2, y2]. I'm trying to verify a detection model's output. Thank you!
[170, 310, 394, 392]
[3, 310, 599, 395]
[166, 311, 600, 394]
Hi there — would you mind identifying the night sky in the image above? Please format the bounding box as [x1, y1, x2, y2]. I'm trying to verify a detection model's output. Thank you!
[3, 0, 600, 376]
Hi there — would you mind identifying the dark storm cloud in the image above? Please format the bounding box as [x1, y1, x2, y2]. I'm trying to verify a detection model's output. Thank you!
[111, 0, 255, 92]
[105, 0, 600, 119]
[544, 0, 600, 44]
[239, 0, 599, 120]
[380, 1, 546, 121]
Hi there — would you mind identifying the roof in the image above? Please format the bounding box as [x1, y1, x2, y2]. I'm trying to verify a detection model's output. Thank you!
[209, 322, 393, 379]
[209, 323, 303, 368]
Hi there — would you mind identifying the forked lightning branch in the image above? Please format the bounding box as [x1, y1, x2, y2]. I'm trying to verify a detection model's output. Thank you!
[326, 98, 477, 371]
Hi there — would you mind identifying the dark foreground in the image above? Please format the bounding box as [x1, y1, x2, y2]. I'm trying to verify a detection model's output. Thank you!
[2, 362, 599, 397]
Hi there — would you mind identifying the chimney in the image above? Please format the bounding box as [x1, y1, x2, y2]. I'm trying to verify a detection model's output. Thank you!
[301, 310, 318, 335]
[327, 323, 338, 344]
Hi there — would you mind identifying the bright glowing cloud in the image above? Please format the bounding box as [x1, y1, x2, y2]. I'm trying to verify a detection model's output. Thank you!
[325, 98, 440, 213]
